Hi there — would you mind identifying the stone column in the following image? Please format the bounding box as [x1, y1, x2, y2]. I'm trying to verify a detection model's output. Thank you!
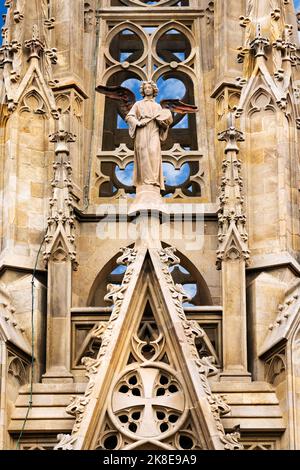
[42, 128, 77, 383]
[217, 115, 251, 382]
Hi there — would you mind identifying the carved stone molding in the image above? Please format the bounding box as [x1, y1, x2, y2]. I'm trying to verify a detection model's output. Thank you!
[0, 2, 59, 114]
[25, 25, 45, 60]
[158, 247, 243, 450]
[43, 129, 78, 270]
[55, 247, 138, 449]
[55, 247, 243, 450]
[236, 1, 299, 117]
[265, 352, 286, 385]
[96, 143, 205, 201]
[7, 353, 29, 385]
[250, 26, 270, 59]
[216, 120, 250, 269]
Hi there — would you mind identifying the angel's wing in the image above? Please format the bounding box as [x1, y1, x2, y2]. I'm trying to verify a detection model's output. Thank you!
[95, 85, 136, 119]
[160, 99, 198, 114]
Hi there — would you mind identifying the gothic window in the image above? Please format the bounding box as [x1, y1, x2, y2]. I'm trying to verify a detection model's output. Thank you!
[81, 249, 222, 368]
[96, 19, 204, 200]
[295, 0, 300, 37]
[111, 1, 189, 7]
[88, 248, 212, 308]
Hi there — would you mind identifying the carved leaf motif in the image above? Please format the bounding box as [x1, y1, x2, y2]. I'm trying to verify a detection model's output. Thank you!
[54, 434, 76, 450]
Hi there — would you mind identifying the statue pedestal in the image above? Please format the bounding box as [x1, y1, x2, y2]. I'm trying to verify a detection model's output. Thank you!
[128, 185, 169, 216]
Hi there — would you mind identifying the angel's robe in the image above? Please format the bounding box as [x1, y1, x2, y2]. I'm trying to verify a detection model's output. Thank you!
[126, 98, 173, 190]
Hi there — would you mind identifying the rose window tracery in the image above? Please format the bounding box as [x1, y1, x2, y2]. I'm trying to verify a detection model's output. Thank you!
[109, 364, 187, 441]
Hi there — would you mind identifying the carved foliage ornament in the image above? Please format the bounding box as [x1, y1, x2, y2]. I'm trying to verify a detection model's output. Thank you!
[158, 247, 243, 450]
[56, 247, 242, 450]
[1, 2, 58, 113]
[43, 130, 78, 269]
[236, 1, 299, 115]
[216, 121, 250, 269]
[55, 248, 138, 450]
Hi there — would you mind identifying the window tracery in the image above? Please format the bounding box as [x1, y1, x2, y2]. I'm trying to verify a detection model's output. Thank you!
[92, 298, 206, 450]
[72, 250, 221, 374]
[96, 19, 204, 200]
[88, 248, 212, 308]
[111, 0, 189, 7]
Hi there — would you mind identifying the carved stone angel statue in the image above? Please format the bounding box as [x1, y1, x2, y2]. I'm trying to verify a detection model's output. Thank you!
[96, 80, 198, 191]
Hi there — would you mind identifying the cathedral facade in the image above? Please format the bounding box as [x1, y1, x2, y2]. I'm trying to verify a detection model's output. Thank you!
[0, 0, 300, 451]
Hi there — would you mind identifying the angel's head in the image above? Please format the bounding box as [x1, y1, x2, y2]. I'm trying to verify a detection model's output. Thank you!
[140, 81, 158, 98]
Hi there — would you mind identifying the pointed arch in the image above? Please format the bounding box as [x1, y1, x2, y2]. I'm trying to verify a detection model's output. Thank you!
[87, 244, 213, 307]
[246, 86, 276, 116]
[56, 247, 237, 450]
[19, 88, 49, 116]
[151, 20, 196, 67]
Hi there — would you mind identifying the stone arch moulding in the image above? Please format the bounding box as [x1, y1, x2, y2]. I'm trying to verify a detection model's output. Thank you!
[19, 88, 50, 116]
[161, 242, 213, 306]
[87, 243, 213, 308]
[86, 247, 125, 307]
[104, 22, 148, 67]
[265, 353, 286, 385]
[151, 21, 196, 68]
[151, 64, 197, 91]
[101, 64, 147, 86]
[7, 355, 28, 386]
[119, 0, 184, 6]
